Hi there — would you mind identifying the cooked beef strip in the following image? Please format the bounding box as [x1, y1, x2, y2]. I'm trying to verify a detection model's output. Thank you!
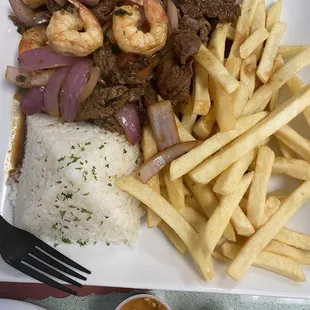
[94, 116, 124, 134]
[93, 41, 152, 85]
[156, 51, 193, 111]
[180, 0, 240, 23]
[91, 0, 122, 24]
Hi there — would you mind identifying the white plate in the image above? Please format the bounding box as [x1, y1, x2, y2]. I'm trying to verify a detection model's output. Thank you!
[0, 299, 45, 310]
[1, 0, 310, 299]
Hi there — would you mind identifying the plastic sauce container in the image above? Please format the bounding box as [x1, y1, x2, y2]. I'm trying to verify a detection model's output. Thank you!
[115, 294, 171, 310]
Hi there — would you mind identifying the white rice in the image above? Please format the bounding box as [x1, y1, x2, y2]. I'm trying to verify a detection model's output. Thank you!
[13, 114, 143, 246]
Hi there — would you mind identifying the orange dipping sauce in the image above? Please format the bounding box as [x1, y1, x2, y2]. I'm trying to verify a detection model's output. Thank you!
[120, 297, 168, 310]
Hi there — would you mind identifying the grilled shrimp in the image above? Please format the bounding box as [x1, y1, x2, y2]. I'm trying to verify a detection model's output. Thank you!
[18, 25, 47, 54]
[46, 0, 103, 57]
[112, 0, 168, 57]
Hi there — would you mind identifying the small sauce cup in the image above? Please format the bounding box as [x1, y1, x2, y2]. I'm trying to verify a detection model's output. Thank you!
[115, 294, 171, 310]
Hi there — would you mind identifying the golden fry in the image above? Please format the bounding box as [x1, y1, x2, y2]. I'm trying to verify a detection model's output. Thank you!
[174, 115, 195, 142]
[275, 228, 310, 251]
[240, 54, 257, 98]
[192, 107, 216, 140]
[179, 206, 207, 235]
[277, 45, 310, 58]
[226, 181, 310, 280]
[266, 0, 282, 31]
[272, 157, 310, 180]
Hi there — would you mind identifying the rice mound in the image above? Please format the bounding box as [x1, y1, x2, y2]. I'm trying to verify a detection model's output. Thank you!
[13, 114, 143, 246]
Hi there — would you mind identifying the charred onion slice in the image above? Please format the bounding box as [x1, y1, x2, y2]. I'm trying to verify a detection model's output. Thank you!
[19, 47, 79, 73]
[9, 0, 34, 28]
[137, 141, 201, 183]
[6, 66, 32, 88]
[167, 0, 179, 30]
[115, 104, 142, 145]
[60, 59, 92, 122]
[148, 100, 180, 150]
[79, 0, 100, 6]
[80, 66, 101, 103]
[33, 11, 51, 25]
[44, 66, 70, 117]
[30, 69, 56, 86]
[20, 86, 45, 115]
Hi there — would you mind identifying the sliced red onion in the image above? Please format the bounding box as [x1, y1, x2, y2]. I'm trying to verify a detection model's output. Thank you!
[80, 66, 101, 103]
[60, 59, 92, 122]
[137, 141, 200, 183]
[79, 0, 100, 6]
[167, 0, 179, 30]
[19, 47, 79, 73]
[148, 101, 180, 150]
[30, 69, 55, 86]
[33, 11, 51, 25]
[5, 66, 32, 88]
[20, 86, 45, 115]
[115, 104, 141, 145]
[9, 0, 34, 28]
[44, 67, 70, 116]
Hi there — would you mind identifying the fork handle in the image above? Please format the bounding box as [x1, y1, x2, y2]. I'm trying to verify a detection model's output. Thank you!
[0, 216, 11, 238]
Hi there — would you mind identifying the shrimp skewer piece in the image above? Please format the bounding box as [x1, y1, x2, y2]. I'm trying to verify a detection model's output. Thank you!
[112, 0, 168, 57]
[18, 25, 47, 55]
[46, 0, 103, 57]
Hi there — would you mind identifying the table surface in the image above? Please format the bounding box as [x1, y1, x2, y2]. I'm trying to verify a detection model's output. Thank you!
[25, 291, 310, 310]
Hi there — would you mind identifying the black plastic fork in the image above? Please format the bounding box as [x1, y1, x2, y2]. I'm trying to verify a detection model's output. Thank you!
[0, 216, 91, 295]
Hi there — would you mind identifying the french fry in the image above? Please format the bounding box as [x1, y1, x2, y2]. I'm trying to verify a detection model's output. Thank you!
[192, 107, 216, 140]
[163, 167, 185, 211]
[142, 125, 161, 227]
[202, 172, 254, 257]
[194, 45, 239, 94]
[257, 22, 286, 83]
[227, 26, 236, 41]
[272, 157, 310, 180]
[214, 84, 236, 132]
[240, 54, 257, 98]
[277, 45, 310, 58]
[225, 57, 242, 80]
[208, 23, 231, 64]
[213, 149, 256, 195]
[275, 228, 310, 251]
[174, 115, 195, 142]
[259, 196, 281, 227]
[170, 112, 266, 181]
[286, 75, 310, 127]
[231, 207, 255, 237]
[190, 85, 310, 184]
[275, 125, 310, 162]
[192, 62, 211, 115]
[226, 181, 310, 280]
[267, 190, 286, 200]
[181, 98, 197, 133]
[185, 196, 205, 216]
[239, 198, 248, 213]
[247, 146, 275, 228]
[268, 55, 284, 111]
[223, 242, 306, 282]
[250, 0, 266, 60]
[117, 176, 214, 280]
[158, 221, 187, 254]
[229, 0, 258, 75]
[179, 206, 207, 235]
[264, 240, 310, 265]
[277, 140, 296, 160]
[242, 48, 310, 115]
[266, 0, 282, 31]
[212, 251, 231, 263]
[240, 27, 269, 59]
[233, 82, 250, 118]
[184, 176, 236, 242]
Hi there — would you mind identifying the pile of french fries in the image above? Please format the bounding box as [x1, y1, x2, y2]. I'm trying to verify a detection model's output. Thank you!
[117, 0, 310, 282]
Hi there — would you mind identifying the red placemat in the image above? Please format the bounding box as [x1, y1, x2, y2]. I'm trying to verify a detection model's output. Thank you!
[0, 283, 134, 300]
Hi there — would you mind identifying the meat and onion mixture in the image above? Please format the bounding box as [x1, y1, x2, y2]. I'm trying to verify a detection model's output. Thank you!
[6, 0, 240, 145]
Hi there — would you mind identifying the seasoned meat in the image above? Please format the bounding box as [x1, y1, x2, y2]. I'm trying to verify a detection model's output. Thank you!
[77, 86, 129, 120]
[93, 42, 152, 85]
[180, 0, 240, 23]
[156, 52, 193, 111]
[77, 86, 144, 121]
[91, 0, 122, 24]
[139, 84, 158, 125]
[94, 116, 124, 134]
[9, 15, 28, 34]
[172, 31, 201, 65]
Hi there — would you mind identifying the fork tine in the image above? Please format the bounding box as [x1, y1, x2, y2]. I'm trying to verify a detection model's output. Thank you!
[34, 239, 91, 274]
[31, 248, 87, 280]
[23, 255, 82, 287]
[14, 262, 77, 295]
